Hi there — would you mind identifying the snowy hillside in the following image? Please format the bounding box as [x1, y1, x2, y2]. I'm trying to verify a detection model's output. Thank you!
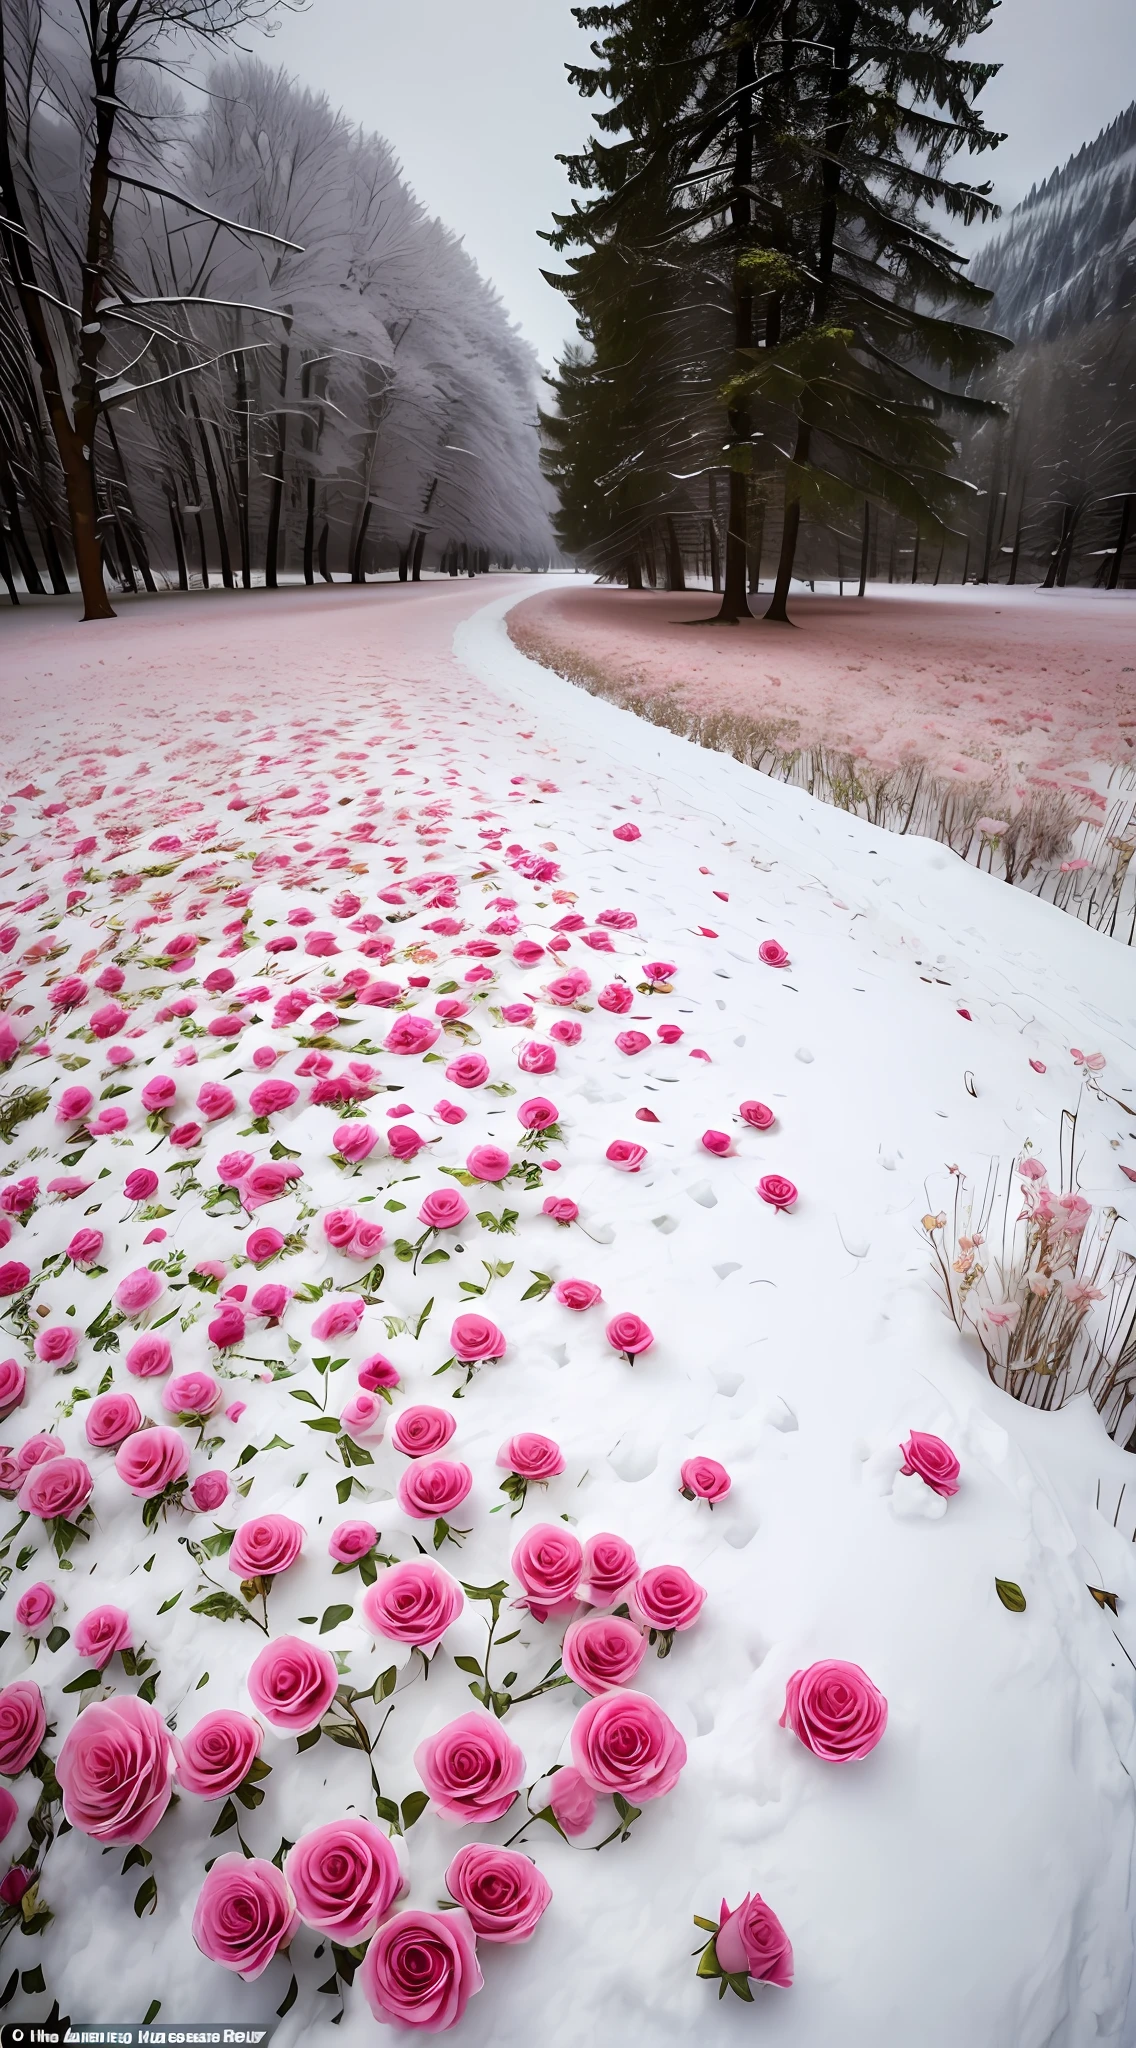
[974, 102, 1136, 340]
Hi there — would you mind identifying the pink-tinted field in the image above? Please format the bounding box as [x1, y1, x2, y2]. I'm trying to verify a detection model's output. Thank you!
[508, 585, 1136, 807]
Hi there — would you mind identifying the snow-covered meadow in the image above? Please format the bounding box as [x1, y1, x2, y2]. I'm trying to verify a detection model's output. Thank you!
[0, 578, 1135, 2046]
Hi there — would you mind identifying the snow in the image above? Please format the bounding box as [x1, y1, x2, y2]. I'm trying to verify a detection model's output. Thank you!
[1, 577, 1135, 2046]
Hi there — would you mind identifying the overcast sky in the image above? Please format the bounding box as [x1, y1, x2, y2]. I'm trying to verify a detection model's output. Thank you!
[251, 0, 1136, 372]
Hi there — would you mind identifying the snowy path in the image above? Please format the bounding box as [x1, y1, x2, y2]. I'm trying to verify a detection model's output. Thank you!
[0, 578, 1134, 2047]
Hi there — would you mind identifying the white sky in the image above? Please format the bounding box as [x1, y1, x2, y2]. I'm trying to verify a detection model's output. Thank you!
[251, 0, 1136, 371]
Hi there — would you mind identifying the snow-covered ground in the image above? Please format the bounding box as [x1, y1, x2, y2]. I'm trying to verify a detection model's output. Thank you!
[1, 577, 1135, 2047]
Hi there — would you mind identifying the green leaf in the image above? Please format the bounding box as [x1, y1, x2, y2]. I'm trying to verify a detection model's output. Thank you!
[199, 1527, 236, 1557]
[290, 1388, 323, 1408]
[338, 1435, 374, 1467]
[996, 1578, 1027, 1612]
[320, 1604, 354, 1634]
[400, 1790, 429, 1829]
[453, 1655, 483, 1676]
[134, 1873, 158, 1917]
[296, 1727, 322, 1752]
[190, 1591, 256, 1625]
[211, 1798, 238, 1836]
[62, 1667, 102, 1693]
[304, 1416, 343, 1432]
[0, 1970, 18, 2013]
[46, 1625, 70, 1652]
[144, 2001, 162, 2024]
[374, 1795, 400, 1826]
[137, 1672, 158, 1704]
[156, 1593, 181, 1616]
[20, 1965, 46, 1996]
[522, 1271, 553, 1301]
[277, 1972, 299, 2019]
[697, 1941, 722, 1979]
[336, 1475, 366, 1504]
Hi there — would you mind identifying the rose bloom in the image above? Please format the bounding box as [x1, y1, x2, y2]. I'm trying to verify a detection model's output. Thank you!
[175, 1710, 262, 1799]
[250, 1282, 290, 1322]
[450, 1313, 506, 1362]
[384, 1014, 440, 1055]
[543, 1195, 579, 1225]
[208, 1304, 246, 1350]
[14, 1582, 55, 1630]
[230, 1513, 303, 1579]
[554, 1278, 601, 1311]
[758, 1173, 798, 1211]
[579, 1531, 639, 1607]
[392, 1406, 456, 1458]
[312, 1298, 365, 1340]
[549, 1018, 582, 1046]
[247, 1635, 339, 1734]
[340, 1390, 385, 1441]
[418, 1188, 469, 1230]
[358, 1352, 401, 1392]
[445, 1052, 489, 1089]
[465, 1143, 511, 1182]
[17, 1434, 65, 1475]
[715, 1892, 794, 1988]
[415, 1710, 525, 1823]
[113, 1268, 164, 1317]
[248, 1079, 298, 1117]
[633, 1564, 707, 1633]
[445, 1844, 552, 1945]
[899, 1430, 960, 1498]
[547, 1765, 596, 1837]
[511, 1523, 583, 1622]
[57, 1694, 175, 1842]
[114, 1426, 189, 1499]
[0, 1787, 17, 1842]
[0, 1356, 26, 1422]
[140, 1076, 177, 1113]
[329, 1519, 377, 1564]
[196, 1082, 236, 1122]
[701, 1129, 733, 1157]
[74, 1604, 132, 1670]
[245, 1226, 285, 1264]
[571, 1690, 686, 1802]
[124, 1332, 172, 1378]
[780, 1660, 888, 1761]
[191, 1470, 230, 1512]
[562, 1616, 648, 1695]
[398, 1458, 472, 1521]
[123, 1167, 160, 1203]
[361, 1907, 483, 2032]
[681, 1456, 731, 1504]
[606, 1311, 654, 1361]
[434, 1098, 467, 1125]
[192, 1854, 299, 1981]
[0, 1261, 31, 1298]
[0, 1680, 47, 1773]
[518, 1094, 558, 1131]
[497, 1433, 564, 1482]
[333, 1121, 379, 1162]
[286, 1819, 405, 1943]
[67, 1227, 104, 1267]
[163, 1371, 222, 1417]
[518, 1040, 556, 1074]
[615, 1030, 651, 1056]
[598, 982, 633, 1015]
[606, 1138, 646, 1172]
[758, 938, 790, 967]
[362, 1560, 465, 1651]
[740, 1099, 775, 1129]
[19, 1455, 93, 1521]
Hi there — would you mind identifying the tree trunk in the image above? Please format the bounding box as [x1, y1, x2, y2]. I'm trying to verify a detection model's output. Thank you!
[194, 511, 209, 589]
[351, 501, 372, 583]
[626, 552, 643, 590]
[318, 522, 332, 582]
[764, 423, 811, 622]
[910, 528, 921, 584]
[303, 481, 316, 585]
[38, 521, 70, 595]
[233, 350, 252, 590]
[709, 518, 721, 592]
[0, 527, 19, 604]
[411, 530, 426, 581]
[398, 542, 411, 581]
[191, 398, 234, 590]
[1042, 504, 1072, 589]
[112, 519, 137, 593]
[714, 20, 758, 623]
[1107, 495, 1134, 590]
[748, 498, 764, 592]
[265, 331, 290, 590]
[168, 497, 188, 590]
[0, 468, 45, 594]
[664, 516, 685, 591]
[858, 500, 870, 596]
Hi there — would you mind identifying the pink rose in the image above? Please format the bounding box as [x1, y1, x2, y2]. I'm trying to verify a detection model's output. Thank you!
[329, 1519, 377, 1564]
[579, 1531, 639, 1606]
[230, 1514, 303, 1579]
[361, 1906, 483, 2031]
[359, 1352, 401, 1391]
[547, 1765, 596, 1837]
[549, 1017, 582, 1045]
[780, 1659, 888, 1761]
[606, 1139, 646, 1172]
[114, 1268, 164, 1316]
[17, 1435, 64, 1475]
[114, 1426, 189, 1498]
[497, 1433, 564, 1481]
[633, 1564, 707, 1634]
[57, 1083, 95, 1122]
[450, 1313, 506, 1362]
[758, 1174, 798, 1210]
[899, 1430, 960, 1497]
[247, 1635, 339, 1733]
[605, 1311, 654, 1362]
[208, 1304, 247, 1351]
[246, 1226, 285, 1264]
[362, 1560, 464, 1650]
[175, 1710, 262, 1799]
[612, 822, 641, 842]
[434, 1098, 467, 1125]
[398, 1458, 472, 1520]
[341, 1390, 385, 1441]
[518, 1095, 558, 1131]
[554, 1278, 601, 1311]
[248, 1079, 298, 1117]
[739, 1100, 775, 1129]
[571, 1690, 686, 1801]
[384, 1014, 440, 1055]
[387, 1123, 426, 1161]
[642, 959, 675, 985]
[701, 1129, 732, 1157]
[392, 1406, 456, 1458]
[15, 1582, 55, 1630]
[333, 1122, 379, 1162]
[57, 1694, 174, 1841]
[511, 1522, 583, 1621]
[0, 1356, 26, 1422]
[466, 1144, 511, 1181]
[0, 1787, 16, 1840]
[140, 1076, 177, 1113]
[445, 1843, 552, 1944]
[543, 1195, 579, 1224]
[312, 1297, 365, 1340]
[192, 1854, 299, 1980]
[190, 1470, 230, 1512]
[0, 1261, 31, 1297]
[169, 1122, 202, 1150]
[598, 982, 634, 1014]
[19, 1455, 93, 1521]
[681, 1457, 731, 1504]
[0, 1681, 46, 1773]
[418, 1188, 469, 1230]
[656, 1023, 683, 1043]
[67, 1227, 104, 1266]
[415, 1710, 525, 1823]
[323, 1206, 360, 1250]
[615, 1030, 651, 1056]
[445, 1052, 489, 1089]
[518, 1040, 556, 1074]
[562, 1616, 647, 1694]
[163, 1371, 222, 1417]
[90, 1002, 129, 1038]
[547, 971, 589, 1005]
[715, 1892, 794, 1987]
[251, 1282, 290, 1321]
[240, 1161, 301, 1211]
[74, 1604, 132, 1670]
[758, 939, 790, 967]
[123, 1167, 159, 1204]
[286, 1818, 404, 1943]
[124, 1332, 172, 1378]
[196, 1082, 236, 1122]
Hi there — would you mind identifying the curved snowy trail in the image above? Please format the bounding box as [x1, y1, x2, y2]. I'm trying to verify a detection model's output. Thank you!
[1, 577, 1135, 2047]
